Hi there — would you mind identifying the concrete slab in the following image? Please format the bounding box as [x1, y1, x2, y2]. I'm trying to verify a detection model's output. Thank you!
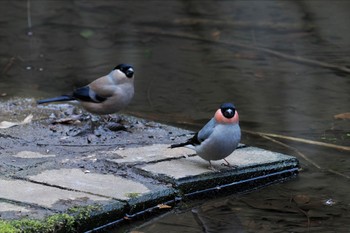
[28, 168, 151, 200]
[0, 202, 32, 220]
[0, 201, 54, 220]
[107, 144, 194, 165]
[13, 150, 56, 159]
[145, 146, 298, 176]
[138, 146, 299, 195]
[0, 202, 29, 213]
[0, 178, 111, 211]
[27, 168, 178, 216]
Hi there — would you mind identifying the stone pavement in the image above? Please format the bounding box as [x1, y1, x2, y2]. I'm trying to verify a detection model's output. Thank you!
[0, 99, 299, 232]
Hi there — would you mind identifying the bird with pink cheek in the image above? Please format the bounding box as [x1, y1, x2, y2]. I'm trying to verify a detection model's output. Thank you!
[171, 103, 241, 169]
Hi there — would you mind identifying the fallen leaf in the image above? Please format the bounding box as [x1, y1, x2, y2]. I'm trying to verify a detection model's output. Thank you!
[53, 117, 81, 125]
[334, 112, 350, 120]
[157, 204, 172, 209]
[293, 194, 311, 205]
[0, 114, 33, 129]
[22, 114, 33, 124]
[211, 30, 221, 40]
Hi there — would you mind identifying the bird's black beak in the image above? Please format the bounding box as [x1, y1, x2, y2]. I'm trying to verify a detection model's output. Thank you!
[223, 108, 235, 118]
[125, 68, 134, 78]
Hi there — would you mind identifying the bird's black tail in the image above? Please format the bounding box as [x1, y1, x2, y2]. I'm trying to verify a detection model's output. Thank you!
[170, 142, 190, 148]
[37, 95, 74, 104]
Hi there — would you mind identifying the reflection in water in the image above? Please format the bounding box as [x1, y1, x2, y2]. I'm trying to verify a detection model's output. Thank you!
[192, 202, 244, 233]
[0, 0, 349, 232]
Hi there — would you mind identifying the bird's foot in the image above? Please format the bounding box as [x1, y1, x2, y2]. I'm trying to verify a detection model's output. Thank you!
[221, 159, 238, 169]
[100, 114, 116, 123]
[100, 115, 128, 132]
[106, 122, 128, 132]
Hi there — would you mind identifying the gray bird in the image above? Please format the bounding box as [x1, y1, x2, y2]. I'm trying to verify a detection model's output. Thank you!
[37, 64, 134, 115]
[171, 103, 241, 169]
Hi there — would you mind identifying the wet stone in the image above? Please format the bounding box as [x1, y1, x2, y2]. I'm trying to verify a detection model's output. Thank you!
[27, 168, 178, 215]
[138, 146, 299, 195]
[13, 150, 56, 159]
[28, 168, 151, 200]
[107, 144, 194, 165]
[0, 201, 53, 220]
[0, 178, 111, 212]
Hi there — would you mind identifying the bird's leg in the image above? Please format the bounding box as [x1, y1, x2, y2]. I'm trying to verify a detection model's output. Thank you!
[89, 116, 99, 133]
[223, 158, 230, 166]
[208, 161, 217, 171]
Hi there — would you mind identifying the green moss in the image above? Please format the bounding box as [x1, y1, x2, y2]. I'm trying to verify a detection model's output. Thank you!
[0, 220, 19, 233]
[125, 192, 140, 198]
[68, 205, 101, 220]
[0, 205, 101, 233]
[11, 219, 48, 233]
[45, 214, 75, 232]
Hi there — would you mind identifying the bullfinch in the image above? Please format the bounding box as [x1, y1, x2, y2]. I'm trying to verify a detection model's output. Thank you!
[171, 103, 241, 169]
[37, 64, 134, 115]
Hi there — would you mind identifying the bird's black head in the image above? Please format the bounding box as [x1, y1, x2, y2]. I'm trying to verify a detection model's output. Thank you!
[114, 64, 134, 78]
[220, 103, 236, 119]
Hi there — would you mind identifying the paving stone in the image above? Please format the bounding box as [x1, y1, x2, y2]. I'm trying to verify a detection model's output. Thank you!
[138, 146, 299, 195]
[0, 178, 111, 211]
[0, 201, 54, 220]
[13, 150, 56, 158]
[27, 168, 178, 216]
[28, 168, 151, 200]
[0, 202, 29, 213]
[107, 144, 194, 165]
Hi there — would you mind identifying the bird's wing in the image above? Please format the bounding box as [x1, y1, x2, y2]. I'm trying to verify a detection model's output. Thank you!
[72, 86, 107, 103]
[181, 118, 215, 146]
[197, 118, 216, 143]
[170, 118, 216, 148]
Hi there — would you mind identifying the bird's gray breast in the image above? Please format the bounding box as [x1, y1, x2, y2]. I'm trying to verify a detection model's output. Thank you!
[195, 124, 241, 161]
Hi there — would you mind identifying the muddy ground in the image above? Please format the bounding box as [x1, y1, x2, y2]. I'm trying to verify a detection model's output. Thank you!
[0, 98, 190, 178]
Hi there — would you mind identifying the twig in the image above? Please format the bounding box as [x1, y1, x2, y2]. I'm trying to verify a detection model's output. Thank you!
[260, 135, 322, 169]
[260, 135, 350, 179]
[326, 169, 350, 179]
[36, 143, 122, 147]
[2, 57, 16, 74]
[290, 197, 311, 231]
[142, 28, 350, 74]
[26, 0, 33, 35]
[243, 130, 350, 152]
[174, 18, 314, 32]
[36, 142, 141, 147]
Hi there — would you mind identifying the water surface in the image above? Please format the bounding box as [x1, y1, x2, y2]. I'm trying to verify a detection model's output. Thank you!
[0, 1, 349, 232]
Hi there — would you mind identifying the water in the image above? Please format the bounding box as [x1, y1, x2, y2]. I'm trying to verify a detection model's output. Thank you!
[0, 1, 349, 232]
